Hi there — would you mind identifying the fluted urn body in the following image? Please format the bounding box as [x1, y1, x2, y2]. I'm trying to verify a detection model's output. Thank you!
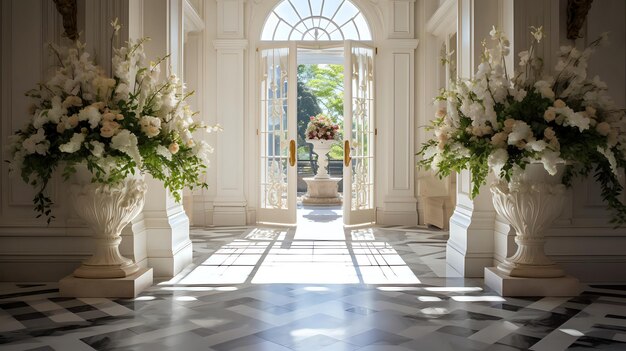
[308, 139, 334, 179]
[490, 163, 566, 278]
[69, 164, 147, 279]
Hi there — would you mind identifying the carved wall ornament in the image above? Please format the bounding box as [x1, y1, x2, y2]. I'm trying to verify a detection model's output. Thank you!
[53, 0, 78, 41]
[567, 0, 594, 40]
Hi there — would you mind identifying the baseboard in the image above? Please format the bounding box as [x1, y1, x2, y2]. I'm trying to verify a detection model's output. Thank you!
[446, 243, 493, 277]
[213, 206, 247, 226]
[0, 256, 85, 282]
[377, 210, 418, 226]
[148, 240, 193, 278]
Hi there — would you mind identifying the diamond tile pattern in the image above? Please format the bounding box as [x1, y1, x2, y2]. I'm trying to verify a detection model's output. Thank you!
[1, 219, 625, 350]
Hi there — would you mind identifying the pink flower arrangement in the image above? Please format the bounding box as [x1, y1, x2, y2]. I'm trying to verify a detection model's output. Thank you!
[305, 114, 340, 140]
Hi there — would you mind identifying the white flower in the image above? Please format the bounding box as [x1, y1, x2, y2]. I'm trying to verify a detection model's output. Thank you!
[115, 82, 130, 101]
[563, 111, 590, 132]
[22, 128, 50, 155]
[597, 146, 619, 176]
[488, 148, 508, 177]
[507, 121, 533, 145]
[530, 26, 544, 43]
[46, 96, 67, 125]
[518, 51, 530, 66]
[540, 150, 564, 176]
[139, 115, 162, 138]
[156, 145, 172, 161]
[59, 132, 86, 153]
[591, 75, 608, 90]
[526, 139, 547, 152]
[111, 130, 142, 165]
[89, 140, 105, 158]
[431, 153, 443, 172]
[534, 80, 555, 100]
[78, 105, 102, 129]
[33, 110, 49, 130]
[193, 140, 213, 164]
[63, 78, 80, 95]
[489, 26, 498, 39]
[9, 149, 26, 174]
[513, 89, 527, 102]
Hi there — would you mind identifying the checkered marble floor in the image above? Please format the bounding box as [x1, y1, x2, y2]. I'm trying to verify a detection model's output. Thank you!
[1, 207, 626, 350]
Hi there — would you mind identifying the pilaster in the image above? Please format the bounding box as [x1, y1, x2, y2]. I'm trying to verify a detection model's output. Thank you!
[378, 39, 419, 226]
[447, 0, 502, 277]
[212, 0, 248, 225]
[125, 0, 192, 278]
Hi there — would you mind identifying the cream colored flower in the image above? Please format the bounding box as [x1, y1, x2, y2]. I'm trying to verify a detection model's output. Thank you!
[490, 132, 508, 147]
[102, 112, 116, 122]
[62, 95, 82, 108]
[554, 99, 566, 108]
[503, 118, 516, 133]
[67, 114, 79, 128]
[596, 122, 611, 136]
[100, 121, 120, 138]
[586, 106, 597, 118]
[140, 116, 162, 138]
[169, 142, 179, 154]
[544, 109, 556, 122]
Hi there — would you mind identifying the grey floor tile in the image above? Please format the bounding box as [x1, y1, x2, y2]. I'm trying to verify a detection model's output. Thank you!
[2, 221, 626, 351]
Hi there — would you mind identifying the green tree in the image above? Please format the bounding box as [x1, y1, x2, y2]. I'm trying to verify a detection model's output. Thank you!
[297, 81, 322, 163]
[298, 64, 344, 119]
[297, 81, 322, 142]
[298, 64, 345, 159]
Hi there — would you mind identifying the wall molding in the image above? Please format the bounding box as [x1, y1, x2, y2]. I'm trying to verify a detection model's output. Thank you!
[426, 0, 457, 37]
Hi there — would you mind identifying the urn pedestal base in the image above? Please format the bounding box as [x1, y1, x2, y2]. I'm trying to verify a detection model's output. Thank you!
[60, 267, 153, 298]
[302, 177, 342, 205]
[485, 267, 581, 297]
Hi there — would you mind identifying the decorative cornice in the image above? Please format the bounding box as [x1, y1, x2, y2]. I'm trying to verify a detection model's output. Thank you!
[426, 0, 457, 37]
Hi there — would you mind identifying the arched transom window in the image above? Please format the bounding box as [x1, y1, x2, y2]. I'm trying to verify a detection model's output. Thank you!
[261, 0, 372, 41]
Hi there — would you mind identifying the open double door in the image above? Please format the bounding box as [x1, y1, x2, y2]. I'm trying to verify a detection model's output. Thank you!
[257, 41, 375, 226]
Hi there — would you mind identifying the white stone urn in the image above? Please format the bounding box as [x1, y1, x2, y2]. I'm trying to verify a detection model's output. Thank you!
[308, 139, 335, 179]
[490, 162, 566, 278]
[69, 164, 147, 279]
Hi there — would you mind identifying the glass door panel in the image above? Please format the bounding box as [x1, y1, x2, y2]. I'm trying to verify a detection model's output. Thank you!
[343, 41, 375, 225]
[258, 45, 297, 224]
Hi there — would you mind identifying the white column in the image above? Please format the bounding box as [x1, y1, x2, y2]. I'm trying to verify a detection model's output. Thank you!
[446, 0, 503, 277]
[124, 0, 192, 278]
[212, 0, 248, 225]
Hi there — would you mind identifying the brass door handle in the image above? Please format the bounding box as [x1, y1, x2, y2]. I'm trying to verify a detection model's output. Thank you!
[289, 139, 296, 166]
[344, 140, 351, 167]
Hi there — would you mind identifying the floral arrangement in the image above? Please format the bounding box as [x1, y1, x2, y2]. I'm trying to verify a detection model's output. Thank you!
[305, 114, 340, 140]
[6, 20, 219, 223]
[417, 26, 626, 224]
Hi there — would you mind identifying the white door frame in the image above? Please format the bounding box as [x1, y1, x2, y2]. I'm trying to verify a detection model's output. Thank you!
[256, 40, 376, 225]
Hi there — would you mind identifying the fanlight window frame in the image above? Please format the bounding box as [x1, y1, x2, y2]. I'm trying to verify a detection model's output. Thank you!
[261, 0, 372, 41]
